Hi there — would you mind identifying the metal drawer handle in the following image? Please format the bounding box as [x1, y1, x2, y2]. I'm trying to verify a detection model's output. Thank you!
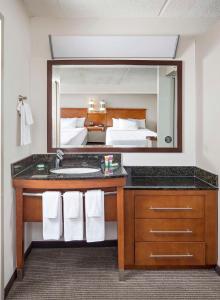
[149, 207, 192, 211]
[150, 229, 193, 234]
[150, 253, 194, 258]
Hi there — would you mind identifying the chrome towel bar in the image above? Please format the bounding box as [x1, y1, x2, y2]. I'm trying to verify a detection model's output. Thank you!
[23, 191, 117, 197]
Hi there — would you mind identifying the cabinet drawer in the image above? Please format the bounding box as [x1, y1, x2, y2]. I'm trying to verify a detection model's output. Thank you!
[135, 219, 204, 242]
[135, 242, 205, 266]
[135, 195, 204, 219]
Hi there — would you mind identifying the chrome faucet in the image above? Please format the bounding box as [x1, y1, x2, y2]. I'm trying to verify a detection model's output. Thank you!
[55, 149, 64, 169]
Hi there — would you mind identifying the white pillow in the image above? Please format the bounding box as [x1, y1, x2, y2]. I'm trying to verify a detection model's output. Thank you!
[118, 118, 138, 130]
[129, 118, 146, 129]
[112, 118, 120, 128]
[76, 117, 85, 128]
[61, 118, 77, 129]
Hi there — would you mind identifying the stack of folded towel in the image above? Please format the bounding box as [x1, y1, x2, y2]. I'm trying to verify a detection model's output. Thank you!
[42, 191, 62, 240]
[42, 189, 105, 243]
[85, 190, 105, 243]
[63, 191, 83, 241]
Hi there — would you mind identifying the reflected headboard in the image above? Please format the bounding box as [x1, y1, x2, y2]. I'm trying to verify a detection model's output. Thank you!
[60, 108, 87, 118]
[60, 107, 147, 127]
[106, 108, 146, 127]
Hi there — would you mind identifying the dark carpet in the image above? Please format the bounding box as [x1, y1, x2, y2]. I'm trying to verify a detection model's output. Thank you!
[7, 247, 220, 299]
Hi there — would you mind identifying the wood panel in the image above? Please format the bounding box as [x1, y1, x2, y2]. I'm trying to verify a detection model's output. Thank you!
[106, 108, 146, 127]
[60, 108, 87, 118]
[135, 219, 204, 242]
[135, 242, 206, 266]
[135, 194, 205, 219]
[16, 188, 24, 279]
[105, 194, 117, 221]
[117, 187, 125, 278]
[87, 112, 106, 126]
[124, 190, 135, 266]
[23, 196, 42, 222]
[13, 177, 126, 189]
[204, 190, 218, 264]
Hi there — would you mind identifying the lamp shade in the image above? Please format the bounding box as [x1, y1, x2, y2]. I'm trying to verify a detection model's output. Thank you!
[88, 98, 95, 112]
[99, 100, 106, 112]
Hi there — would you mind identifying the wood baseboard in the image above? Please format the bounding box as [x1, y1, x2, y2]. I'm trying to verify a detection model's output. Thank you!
[4, 242, 32, 299]
[4, 239, 117, 298]
[4, 270, 16, 300]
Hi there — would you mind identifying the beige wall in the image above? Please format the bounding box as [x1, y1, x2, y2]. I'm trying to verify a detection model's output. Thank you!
[0, 0, 32, 286]
[195, 20, 220, 265]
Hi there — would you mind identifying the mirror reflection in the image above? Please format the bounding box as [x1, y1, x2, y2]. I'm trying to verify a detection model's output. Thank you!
[51, 64, 178, 148]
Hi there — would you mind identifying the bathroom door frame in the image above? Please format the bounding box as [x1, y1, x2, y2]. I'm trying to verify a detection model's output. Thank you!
[0, 12, 4, 300]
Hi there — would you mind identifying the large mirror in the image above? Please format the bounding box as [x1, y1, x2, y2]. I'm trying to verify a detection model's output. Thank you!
[47, 60, 182, 152]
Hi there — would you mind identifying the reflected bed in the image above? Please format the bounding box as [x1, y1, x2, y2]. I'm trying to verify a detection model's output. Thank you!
[105, 127, 157, 147]
[61, 127, 88, 146]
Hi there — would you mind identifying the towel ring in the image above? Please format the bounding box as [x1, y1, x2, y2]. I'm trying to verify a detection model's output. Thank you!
[18, 95, 27, 104]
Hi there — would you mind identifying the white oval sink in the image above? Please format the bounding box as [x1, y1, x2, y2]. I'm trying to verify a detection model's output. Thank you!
[50, 167, 100, 174]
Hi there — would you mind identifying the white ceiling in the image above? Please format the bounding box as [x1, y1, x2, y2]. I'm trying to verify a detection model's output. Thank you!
[56, 66, 157, 85]
[53, 66, 174, 94]
[23, 0, 220, 18]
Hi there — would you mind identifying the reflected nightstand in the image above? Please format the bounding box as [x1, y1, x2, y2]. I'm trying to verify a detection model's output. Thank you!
[87, 126, 106, 143]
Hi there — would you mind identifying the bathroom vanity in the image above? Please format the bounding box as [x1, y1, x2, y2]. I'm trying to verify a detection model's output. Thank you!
[124, 190, 217, 267]
[124, 167, 218, 268]
[12, 156, 218, 280]
[12, 154, 127, 280]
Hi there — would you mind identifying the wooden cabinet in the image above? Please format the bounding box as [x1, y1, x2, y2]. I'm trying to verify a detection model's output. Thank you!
[124, 190, 217, 268]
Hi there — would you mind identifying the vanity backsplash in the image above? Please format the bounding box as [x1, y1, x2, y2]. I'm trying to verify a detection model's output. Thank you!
[11, 153, 122, 177]
[125, 166, 218, 188]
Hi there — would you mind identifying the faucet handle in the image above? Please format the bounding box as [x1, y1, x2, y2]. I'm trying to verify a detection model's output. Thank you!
[56, 149, 64, 160]
[57, 149, 64, 155]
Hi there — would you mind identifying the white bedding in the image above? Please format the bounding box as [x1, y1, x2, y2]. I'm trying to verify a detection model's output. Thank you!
[61, 127, 88, 146]
[106, 127, 157, 147]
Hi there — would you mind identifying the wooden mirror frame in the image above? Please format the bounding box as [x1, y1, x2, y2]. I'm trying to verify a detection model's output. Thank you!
[47, 60, 182, 153]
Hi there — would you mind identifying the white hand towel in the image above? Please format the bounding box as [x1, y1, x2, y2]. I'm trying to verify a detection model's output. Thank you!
[63, 192, 83, 241]
[85, 190, 105, 243]
[63, 192, 80, 218]
[42, 192, 62, 240]
[86, 190, 102, 217]
[17, 102, 34, 146]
